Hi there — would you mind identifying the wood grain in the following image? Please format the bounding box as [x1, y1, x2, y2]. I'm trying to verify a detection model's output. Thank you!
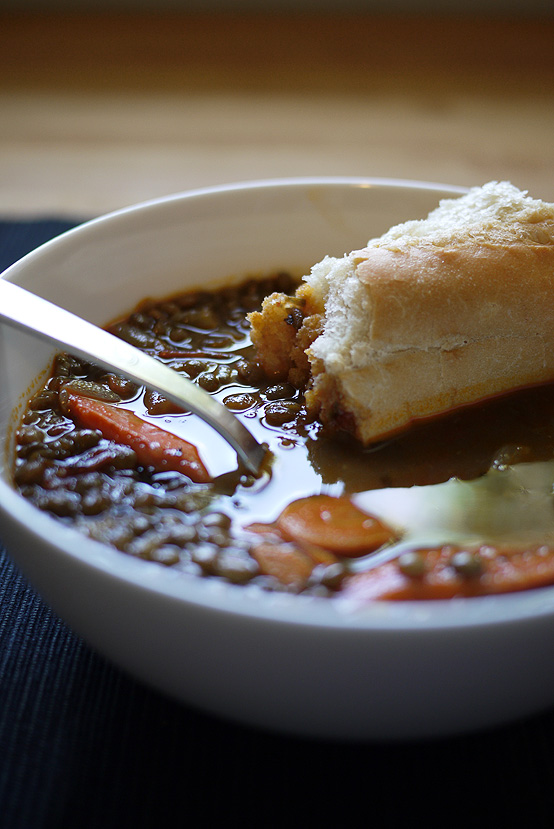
[1, 12, 553, 215]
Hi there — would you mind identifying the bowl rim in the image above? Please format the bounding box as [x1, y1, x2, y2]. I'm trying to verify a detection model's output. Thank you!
[3, 175, 554, 634]
[1, 175, 471, 265]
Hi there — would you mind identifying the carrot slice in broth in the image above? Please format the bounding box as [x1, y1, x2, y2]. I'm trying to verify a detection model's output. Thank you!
[342, 543, 554, 601]
[276, 494, 396, 557]
[251, 541, 315, 589]
[65, 393, 210, 483]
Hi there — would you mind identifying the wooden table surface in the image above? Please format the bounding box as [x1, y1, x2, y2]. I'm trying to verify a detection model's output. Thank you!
[1, 11, 553, 218]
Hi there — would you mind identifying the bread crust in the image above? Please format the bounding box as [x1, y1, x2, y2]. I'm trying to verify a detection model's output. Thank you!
[313, 333, 554, 444]
[307, 184, 554, 444]
[250, 182, 554, 445]
[353, 243, 554, 350]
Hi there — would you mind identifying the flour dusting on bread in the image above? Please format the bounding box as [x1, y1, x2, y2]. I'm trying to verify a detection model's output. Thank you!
[249, 182, 554, 444]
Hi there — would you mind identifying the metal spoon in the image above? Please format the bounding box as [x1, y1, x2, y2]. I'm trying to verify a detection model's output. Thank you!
[0, 279, 268, 476]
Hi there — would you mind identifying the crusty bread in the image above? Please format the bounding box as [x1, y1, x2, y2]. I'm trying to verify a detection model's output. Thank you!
[250, 181, 554, 445]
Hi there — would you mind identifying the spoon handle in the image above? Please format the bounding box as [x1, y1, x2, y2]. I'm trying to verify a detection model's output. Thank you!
[0, 279, 267, 475]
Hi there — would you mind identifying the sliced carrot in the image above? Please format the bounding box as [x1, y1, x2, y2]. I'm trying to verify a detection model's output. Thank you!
[250, 541, 314, 589]
[275, 494, 396, 557]
[65, 393, 210, 483]
[342, 543, 554, 601]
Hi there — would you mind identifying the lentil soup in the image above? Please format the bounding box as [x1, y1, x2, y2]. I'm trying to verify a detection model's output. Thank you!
[12, 273, 554, 600]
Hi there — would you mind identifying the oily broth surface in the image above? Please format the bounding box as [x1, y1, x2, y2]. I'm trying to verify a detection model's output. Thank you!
[12, 273, 554, 596]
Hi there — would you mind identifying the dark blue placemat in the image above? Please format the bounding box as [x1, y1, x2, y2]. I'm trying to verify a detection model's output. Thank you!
[2, 219, 554, 827]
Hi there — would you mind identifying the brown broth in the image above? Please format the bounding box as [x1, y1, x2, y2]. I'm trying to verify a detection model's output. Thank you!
[12, 274, 554, 599]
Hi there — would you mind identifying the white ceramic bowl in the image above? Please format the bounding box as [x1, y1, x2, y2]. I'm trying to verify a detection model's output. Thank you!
[3, 177, 554, 742]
